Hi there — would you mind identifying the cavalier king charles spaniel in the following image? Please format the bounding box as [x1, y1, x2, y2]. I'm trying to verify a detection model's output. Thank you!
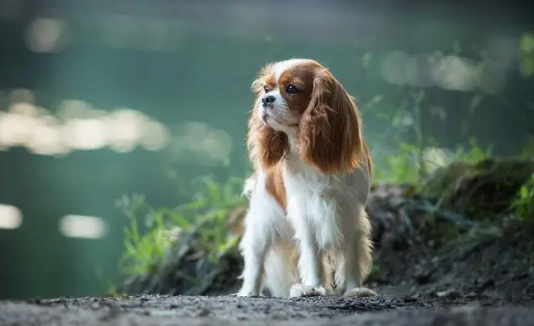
[237, 58, 377, 298]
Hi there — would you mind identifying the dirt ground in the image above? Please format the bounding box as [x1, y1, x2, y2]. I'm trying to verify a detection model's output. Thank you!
[4, 231, 533, 326]
[365, 184, 534, 308]
[2, 182, 534, 325]
[2, 295, 534, 326]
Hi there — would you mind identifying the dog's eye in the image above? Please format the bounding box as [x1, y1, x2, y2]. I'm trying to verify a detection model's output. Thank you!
[263, 86, 269, 93]
[286, 84, 300, 94]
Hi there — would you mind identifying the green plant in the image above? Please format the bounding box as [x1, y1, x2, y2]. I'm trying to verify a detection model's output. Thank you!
[374, 139, 493, 186]
[374, 142, 421, 185]
[116, 176, 246, 277]
[520, 136, 534, 158]
[115, 194, 166, 275]
[452, 138, 493, 163]
[94, 266, 123, 298]
[368, 263, 382, 279]
[510, 173, 534, 220]
[179, 176, 246, 263]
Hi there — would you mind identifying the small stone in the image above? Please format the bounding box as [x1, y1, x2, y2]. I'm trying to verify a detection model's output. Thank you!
[404, 296, 418, 302]
[26, 298, 42, 305]
[194, 308, 211, 317]
[464, 292, 479, 298]
[414, 269, 433, 284]
[435, 289, 459, 298]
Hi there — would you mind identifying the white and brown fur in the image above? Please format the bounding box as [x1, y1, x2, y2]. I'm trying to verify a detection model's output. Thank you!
[237, 58, 377, 298]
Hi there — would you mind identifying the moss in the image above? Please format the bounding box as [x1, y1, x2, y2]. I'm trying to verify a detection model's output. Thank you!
[417, 161, 471, 205]
[418, 158, 534, 221]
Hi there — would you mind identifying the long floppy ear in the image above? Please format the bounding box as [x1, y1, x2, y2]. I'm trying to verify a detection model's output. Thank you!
[296, 68, 365, 174]
[246, 66, 289, 170]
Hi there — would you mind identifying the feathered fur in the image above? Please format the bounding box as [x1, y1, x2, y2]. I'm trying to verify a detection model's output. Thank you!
[237, 58, 377, 298]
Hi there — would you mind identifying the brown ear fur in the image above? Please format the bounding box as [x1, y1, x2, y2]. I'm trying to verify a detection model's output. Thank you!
[296, 68, 365, 174]
[247, 65, 289, 170]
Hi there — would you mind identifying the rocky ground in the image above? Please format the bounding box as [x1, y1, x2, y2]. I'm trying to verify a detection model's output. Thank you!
[1, 159, 534, 325]
[2, 295, 534, 326]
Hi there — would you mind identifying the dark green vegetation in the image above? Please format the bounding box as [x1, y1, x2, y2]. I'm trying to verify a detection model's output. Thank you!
[115, 177, 246, 296]
[113, 145, 534, 304]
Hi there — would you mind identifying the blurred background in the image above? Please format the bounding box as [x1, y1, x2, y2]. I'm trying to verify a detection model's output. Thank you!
[0, 0, 533, 299]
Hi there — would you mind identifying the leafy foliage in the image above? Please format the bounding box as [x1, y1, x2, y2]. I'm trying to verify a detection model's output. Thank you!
[511, 173, 534, 221]
[374, 139, 493, 186]
[374, 143, 420, 185]
[116, 176, 246, 278]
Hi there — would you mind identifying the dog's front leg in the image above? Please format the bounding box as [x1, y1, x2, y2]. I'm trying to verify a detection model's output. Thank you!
[288, 202, 326, 298]
[236, 223, 271, 297]
[236, 182, 277, 297]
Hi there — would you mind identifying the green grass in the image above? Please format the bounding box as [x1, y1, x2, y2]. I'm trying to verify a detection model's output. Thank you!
[115, 176, 246, 279]
[114, 135, 533, 295]
[510, 173, 534, 221]
[114, 139, 494, 278]
[374, 138, 493, 186]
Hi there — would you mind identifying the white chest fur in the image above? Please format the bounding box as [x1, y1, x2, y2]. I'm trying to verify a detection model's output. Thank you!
[281, 153, 370, 251]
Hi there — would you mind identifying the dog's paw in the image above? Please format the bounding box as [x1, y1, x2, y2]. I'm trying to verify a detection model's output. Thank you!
[235, 287, 261, 297]
[290, 283, 327, 298]
[344, 287, 378, 298]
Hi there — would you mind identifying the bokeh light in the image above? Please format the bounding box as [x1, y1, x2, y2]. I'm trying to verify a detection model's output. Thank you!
[381, 49, 508, 93]
[0, 204, 23, 230]
[57, 100, 94, 120]
[26, 118, 70, 156]
[140, 120, 170, 151]
[62, 118, 108, 151]
[431, 56, 479, 91]
[0, 95, 170, 156]
[106, 109, 147, 153]
[25, 10, 71, 53]
[169, 121, 234, 167]
[8, 89, 36, 105]
[59, 215, 107, 239]
[422, 147, 456, 173]
[0, 108, 39, 148]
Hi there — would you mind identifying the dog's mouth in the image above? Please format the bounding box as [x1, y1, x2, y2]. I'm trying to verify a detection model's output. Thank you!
[262, 111, 298, 128]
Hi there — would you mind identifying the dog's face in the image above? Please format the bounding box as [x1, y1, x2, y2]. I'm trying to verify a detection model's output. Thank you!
[251, 59, 323, 133]
[249, 58, 365, 174]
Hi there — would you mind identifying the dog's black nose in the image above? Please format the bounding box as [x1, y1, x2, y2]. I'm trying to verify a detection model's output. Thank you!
[262, 95, 275, 105]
